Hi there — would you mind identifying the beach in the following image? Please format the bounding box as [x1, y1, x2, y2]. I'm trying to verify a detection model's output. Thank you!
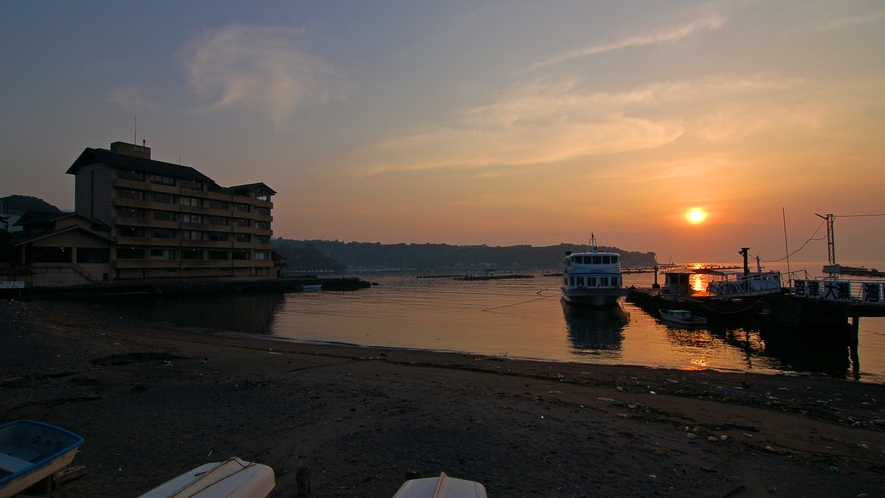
[2, 299, 884, 497]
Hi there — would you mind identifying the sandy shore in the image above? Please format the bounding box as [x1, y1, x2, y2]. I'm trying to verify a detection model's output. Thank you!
[2, 299, 885, 497]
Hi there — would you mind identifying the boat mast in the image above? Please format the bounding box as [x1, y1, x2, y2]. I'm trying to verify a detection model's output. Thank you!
[590, 233, 597, 253]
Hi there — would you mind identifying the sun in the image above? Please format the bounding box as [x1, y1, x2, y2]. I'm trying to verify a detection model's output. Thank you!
[686, 208, 707, 224]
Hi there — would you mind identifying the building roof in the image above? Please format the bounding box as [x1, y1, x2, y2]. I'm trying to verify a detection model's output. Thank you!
[229, 182, 277, 196]
[66, 148, 217, 185]
[14, 211, 112, 231]
[11, 224, 115, 247]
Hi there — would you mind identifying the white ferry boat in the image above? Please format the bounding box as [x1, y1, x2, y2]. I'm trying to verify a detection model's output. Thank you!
[561, 234, 627, 308]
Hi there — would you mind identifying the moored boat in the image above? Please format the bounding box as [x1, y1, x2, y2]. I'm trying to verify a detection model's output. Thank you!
[658, 309, 707, 327]
[0, 420, 84, 498]
[561, 234, 627, 308]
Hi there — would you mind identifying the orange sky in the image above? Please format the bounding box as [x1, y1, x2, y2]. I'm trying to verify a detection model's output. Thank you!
[2, 2, 884, 264]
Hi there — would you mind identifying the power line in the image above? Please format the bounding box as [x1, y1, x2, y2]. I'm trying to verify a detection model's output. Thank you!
[759, 220, 827, 263]
[835, 213, 885, 218]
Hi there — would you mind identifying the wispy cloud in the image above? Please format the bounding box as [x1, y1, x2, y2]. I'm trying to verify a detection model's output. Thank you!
[180, 24, 347, 126]
[356, 73, 838, 177]
[530, 14, 727, 70]
[791, 9, 885, 34]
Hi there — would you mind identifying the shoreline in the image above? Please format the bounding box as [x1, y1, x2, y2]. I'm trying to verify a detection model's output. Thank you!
[2, 299, 885, 497]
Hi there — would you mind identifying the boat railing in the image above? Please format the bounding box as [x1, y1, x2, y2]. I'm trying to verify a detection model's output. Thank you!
[707, 271, 782, 299]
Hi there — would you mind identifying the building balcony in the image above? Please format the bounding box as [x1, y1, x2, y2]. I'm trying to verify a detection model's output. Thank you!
[114, 197, 151, 209]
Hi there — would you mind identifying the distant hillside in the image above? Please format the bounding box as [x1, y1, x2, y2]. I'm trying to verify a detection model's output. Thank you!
[0, 195, 62, 215]
[272, 242, 347, 273]
[273, 239, 658, 271]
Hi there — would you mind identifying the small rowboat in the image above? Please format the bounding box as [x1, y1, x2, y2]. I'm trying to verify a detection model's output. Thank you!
[393, 472, 487, 498]
[659, 309, 707, 327]
[138, 457, 275, 498]
[0, 420, 84, 498]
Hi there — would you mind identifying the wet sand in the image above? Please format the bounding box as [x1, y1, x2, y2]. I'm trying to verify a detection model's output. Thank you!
[2, 299, 884, 497]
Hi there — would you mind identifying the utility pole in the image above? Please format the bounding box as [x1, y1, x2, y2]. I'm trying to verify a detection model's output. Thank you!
[815, 213, 835, 264]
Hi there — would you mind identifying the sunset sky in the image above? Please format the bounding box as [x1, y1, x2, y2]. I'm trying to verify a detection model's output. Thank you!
[2, 1, 883, 264]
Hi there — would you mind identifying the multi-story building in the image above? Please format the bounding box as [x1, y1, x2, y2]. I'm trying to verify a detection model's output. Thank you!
[62, 141, 277, 282]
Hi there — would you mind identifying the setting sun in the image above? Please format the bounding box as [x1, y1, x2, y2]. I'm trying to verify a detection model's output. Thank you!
[686, 208, 707, 224]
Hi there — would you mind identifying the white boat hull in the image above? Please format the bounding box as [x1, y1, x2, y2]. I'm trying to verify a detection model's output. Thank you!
[138, 457, 275, 498]
[393, 472, 487, 498]
[561, 287, 627, 308]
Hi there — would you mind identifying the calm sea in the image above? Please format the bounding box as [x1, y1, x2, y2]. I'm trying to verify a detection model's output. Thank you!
[106, 263, 885, 384]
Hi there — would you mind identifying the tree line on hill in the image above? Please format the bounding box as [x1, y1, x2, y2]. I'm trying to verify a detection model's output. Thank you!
[272, 239, 658, 272]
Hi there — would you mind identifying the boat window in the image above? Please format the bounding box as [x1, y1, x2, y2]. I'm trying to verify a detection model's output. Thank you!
[601, 256, 609, 264]
[569, 276, 575, 286]
[577, 277, 585, 287]
[591, 256, 602, 264]
[588, 277, 597, 286]
[601, 277, 609, 286]
[611, 255, 618, 263]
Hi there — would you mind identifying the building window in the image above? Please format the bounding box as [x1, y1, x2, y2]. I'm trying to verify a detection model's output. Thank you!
[233, 203, 250, 213]
[181, 180, 202, 190]
[181, 230, 203, 240]
[232, 250, 250, 260]
[152, 192, 174, 203]
[208, 250, 229, 260]
[153, 228, 173, 239]
[209, 216, 226, 226]
[235, 233, 251, 243]
[255, 207, 270, 216]
[255, 193, 269, 201]
[255, 221, 270, 230]
[119, 208, 146, 218]
[181, 213, 203, 224]
[209, 200, 227, 210]
[255, 251, 269, 260]
[118, 188, 141, 200]
[118, 170, 144, 181]
[150, 249, 176, 260]
[180, 249, 203, 260]
[179, 197, 202, 207]
[30, 247, 71, 263]
[208, 232, 228, 242]
[154, 211, 173, 221]
[150, 174, 175, 186]
[117, 247, 146, 259]
[77, 247, 109, 263]
[255, 235, 270, 244]
[120, 227, 146, 237]
[233, 218, 250, 227]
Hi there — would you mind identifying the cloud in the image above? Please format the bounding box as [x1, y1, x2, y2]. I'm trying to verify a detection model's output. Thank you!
[530, 14, 727, 70]
[355, 73, 848, 177]
[180, 24, 347, 126]
[791, 9, 885, 34]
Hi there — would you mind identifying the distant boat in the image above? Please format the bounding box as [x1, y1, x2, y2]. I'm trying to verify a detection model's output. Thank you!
[561, 234, 627, 308]
[137, 457, 275, 498]
[0, 420, 84, 498]
[302, 284, 322, 292]
[658, 309, 708, 327]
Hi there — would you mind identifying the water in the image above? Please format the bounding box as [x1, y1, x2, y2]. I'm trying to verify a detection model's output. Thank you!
[108, 269, 885, 384]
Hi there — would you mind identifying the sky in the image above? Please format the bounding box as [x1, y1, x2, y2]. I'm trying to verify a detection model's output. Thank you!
[1, 1, 884, 265]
